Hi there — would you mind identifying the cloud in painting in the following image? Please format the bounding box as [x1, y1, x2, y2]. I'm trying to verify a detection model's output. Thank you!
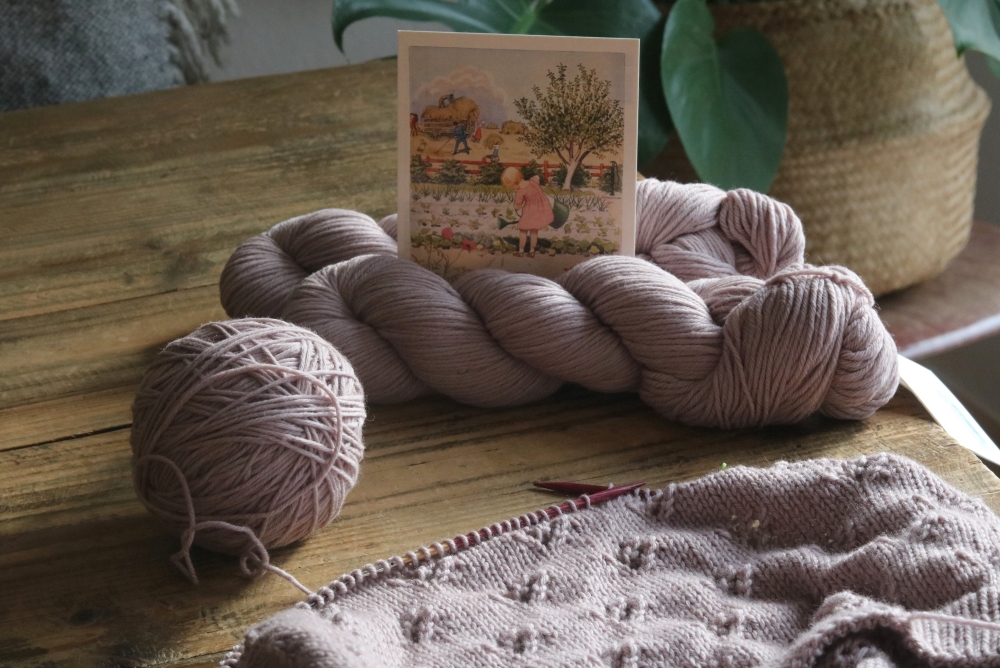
[411, 66, 519, 126]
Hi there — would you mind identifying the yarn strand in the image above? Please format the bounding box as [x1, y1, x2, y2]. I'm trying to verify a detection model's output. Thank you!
[136, 453, 315, 595]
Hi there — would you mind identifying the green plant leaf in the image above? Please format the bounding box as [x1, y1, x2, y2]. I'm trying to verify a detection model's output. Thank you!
[990, 55, 1000, 77]
[637, 15, 674, 168]
[334, 0, 525, 49]
[936, 0, 1000, 63]
[332, 0, 672, 167]
[660, 0, 787, 192]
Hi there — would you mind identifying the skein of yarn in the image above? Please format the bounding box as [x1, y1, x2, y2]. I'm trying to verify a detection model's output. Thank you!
[220, 179, 899, 429]
[130, 318, 366, 590]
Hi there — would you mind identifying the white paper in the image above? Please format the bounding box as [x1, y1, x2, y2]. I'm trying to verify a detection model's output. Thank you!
[897, 355, 1000, 466]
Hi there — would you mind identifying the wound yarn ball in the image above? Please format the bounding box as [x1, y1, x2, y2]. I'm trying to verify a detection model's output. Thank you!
[130, 318, 366, 586]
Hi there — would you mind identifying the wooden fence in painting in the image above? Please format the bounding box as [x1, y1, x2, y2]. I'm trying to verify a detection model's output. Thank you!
[419, 156, 613, 180]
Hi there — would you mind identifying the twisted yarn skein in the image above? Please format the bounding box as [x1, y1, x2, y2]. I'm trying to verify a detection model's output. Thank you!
[220, 179, 899, 428]
[131, 319, 366, 589]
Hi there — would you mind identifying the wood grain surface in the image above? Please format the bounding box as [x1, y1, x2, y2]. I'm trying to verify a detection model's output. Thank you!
[0, 61, 397, 323]
[1, 59, 999, 668]
[2, 391, 998, 668]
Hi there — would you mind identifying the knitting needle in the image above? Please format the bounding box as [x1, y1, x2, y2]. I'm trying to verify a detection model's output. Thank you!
[401, 481, 646, 566]
[533, 480, 614, 495]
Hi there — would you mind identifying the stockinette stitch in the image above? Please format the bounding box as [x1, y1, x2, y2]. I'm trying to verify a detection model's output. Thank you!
[225, 455, 1000, 668]
[219, 179, 899, 429]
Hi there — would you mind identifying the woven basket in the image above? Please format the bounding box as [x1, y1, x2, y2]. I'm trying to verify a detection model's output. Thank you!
[648, 0, 991, 296]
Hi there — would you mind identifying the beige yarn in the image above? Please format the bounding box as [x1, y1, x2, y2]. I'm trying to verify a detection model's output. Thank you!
[220, 179, 899, 429]
[647, 0, 991, 296]
[130, 318, 366, 588]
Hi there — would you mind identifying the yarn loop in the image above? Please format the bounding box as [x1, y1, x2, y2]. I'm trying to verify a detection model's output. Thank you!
[220, 179, 898, 428]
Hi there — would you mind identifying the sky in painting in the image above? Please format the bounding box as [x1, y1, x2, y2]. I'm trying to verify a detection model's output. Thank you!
[409, 46, 626, 127]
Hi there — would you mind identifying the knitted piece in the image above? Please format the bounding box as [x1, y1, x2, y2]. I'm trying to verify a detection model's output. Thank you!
[224, 455, 1000, 668]
[219, 180, 899, 429]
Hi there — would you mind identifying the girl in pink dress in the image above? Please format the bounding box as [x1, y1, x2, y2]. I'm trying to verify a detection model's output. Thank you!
[501, 167, 553, 257]
[472, 120, 484, 143]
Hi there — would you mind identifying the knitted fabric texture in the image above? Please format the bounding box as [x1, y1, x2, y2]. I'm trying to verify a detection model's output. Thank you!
[220, 179, 899, 429]
[225, 455, 1000, 668]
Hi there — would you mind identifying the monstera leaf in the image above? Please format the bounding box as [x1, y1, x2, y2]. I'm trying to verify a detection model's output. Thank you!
[332, 0, 672, 167]
[936, 0, 1000, 78]
[936, 0, 1000, 59]
[660, 0, 787, 193]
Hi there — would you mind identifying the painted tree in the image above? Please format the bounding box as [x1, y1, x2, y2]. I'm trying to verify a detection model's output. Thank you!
[514, 63, 624, 191]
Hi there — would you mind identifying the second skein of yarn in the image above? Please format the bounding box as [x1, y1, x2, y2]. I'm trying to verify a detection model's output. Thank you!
[220, 179, 899, 428]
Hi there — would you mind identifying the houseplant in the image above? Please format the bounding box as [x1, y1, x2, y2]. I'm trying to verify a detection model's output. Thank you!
[332, 0, 998, 294]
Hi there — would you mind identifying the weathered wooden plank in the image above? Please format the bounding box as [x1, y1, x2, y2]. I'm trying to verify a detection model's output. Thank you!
[0, 386, 135, 451]
[880, 222, 1000, 358]
[1, 389, 997, 668]
[0, 61, 397, 323]
[0, 285, 226, 424]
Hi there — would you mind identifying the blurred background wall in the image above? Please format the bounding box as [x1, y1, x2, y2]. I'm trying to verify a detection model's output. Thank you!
[205, 0, 999, 434]
[202, 0, 418, 78]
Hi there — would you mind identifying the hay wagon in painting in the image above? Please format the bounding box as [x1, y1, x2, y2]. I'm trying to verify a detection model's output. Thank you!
[420, 95, 480, 139]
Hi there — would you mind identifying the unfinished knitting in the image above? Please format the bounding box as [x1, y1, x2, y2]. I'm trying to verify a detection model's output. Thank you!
[220, 179, 899, 428]
[225, 454, 1000, 668]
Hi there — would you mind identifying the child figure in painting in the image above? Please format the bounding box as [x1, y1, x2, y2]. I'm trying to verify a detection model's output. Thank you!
[501, 166, 553, 257]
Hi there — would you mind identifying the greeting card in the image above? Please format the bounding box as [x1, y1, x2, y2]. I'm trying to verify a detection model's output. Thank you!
[398, 31, 639, 280]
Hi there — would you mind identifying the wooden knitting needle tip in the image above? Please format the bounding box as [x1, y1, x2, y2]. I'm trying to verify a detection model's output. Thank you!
[533, 481, 611, 494]
[533, 481, 646, 497]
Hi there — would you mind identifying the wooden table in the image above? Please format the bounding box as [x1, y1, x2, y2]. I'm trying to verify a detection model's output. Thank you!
[2, 59, 1000, 668]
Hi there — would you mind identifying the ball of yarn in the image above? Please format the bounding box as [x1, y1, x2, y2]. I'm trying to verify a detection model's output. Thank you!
[219, 179, 899, 429]
[130, 318, 366, 586]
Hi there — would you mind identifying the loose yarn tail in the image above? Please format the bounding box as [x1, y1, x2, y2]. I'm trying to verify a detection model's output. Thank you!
[137, 454, 313, 596]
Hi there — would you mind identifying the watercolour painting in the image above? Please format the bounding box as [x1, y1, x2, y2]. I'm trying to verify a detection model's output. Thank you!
[397, 31, 639, 280]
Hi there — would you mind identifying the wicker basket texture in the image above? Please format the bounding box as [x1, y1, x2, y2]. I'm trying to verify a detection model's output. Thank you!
[648, 0, 991, 296]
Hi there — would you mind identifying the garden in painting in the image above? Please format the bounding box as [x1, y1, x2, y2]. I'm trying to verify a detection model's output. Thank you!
[406, 46, 628, 280]
[408, 181, 622, 280]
